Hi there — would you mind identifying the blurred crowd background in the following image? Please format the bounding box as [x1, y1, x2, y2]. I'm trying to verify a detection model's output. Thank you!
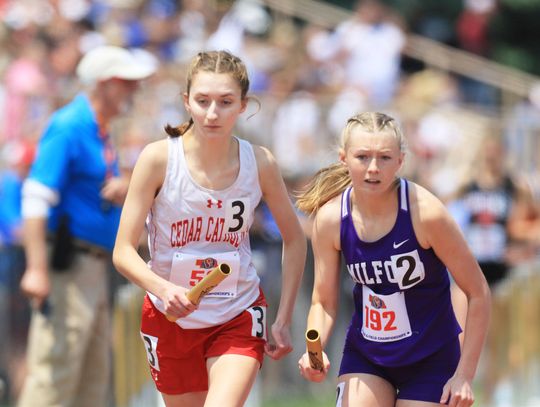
[0, 0, 540, 406]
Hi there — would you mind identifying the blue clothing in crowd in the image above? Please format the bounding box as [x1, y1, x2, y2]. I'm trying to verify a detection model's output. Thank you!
[28, 94, 121, 251]
[0, 170, 23, 246]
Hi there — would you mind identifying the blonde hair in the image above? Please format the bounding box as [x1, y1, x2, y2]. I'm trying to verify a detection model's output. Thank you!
[165, 50, 250, 137]
[296, 112, 406, 215]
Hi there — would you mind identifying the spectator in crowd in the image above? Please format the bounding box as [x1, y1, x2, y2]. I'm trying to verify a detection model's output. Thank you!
[451, 135, 537, 288]
[271, 82, 324, 180]
[0, 141, 35, 253]
[505, 83, 540, 219]
[17, 45, 156, 407]
[0, 140, 35, 402]
[1, 40, 49, 143]
[456, 0, 496, 57]
[455, 0, 499, 106]
[448, 135, 539, 403]
[323, 0, 406, 107]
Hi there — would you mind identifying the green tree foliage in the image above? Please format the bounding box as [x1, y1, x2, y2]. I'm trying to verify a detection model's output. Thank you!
[322, 0, 540, 75]
[488, 1, 540, 74]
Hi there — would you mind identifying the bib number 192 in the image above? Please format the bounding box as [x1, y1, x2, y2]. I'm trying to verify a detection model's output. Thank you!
[364, 306, 397, 331]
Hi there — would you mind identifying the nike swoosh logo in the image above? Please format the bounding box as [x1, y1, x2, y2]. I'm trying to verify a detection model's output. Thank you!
[393, 239, 409, 249]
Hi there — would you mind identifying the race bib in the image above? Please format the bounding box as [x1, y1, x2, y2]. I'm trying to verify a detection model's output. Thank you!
[390, 250, 425, 290]
[247, 305, 267, 340]
[360, 285, 412, 342]
[170, 251, 240, 298]
[140, 332, 160, 371]
[224, 198, 251, 233]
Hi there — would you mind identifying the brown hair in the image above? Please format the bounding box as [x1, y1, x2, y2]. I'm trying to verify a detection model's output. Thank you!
[296, 112, 406, 215]
[164, 50, 251, 137]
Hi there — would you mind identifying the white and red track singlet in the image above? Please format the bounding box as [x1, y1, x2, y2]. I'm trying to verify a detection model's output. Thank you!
[146, 136, 263, 329]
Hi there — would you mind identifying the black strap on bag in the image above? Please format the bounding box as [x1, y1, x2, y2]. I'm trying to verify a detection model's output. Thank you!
[50, 215, 75, 271]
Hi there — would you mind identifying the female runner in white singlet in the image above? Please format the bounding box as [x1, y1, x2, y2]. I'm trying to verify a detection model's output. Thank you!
[113, 50, 307, 407]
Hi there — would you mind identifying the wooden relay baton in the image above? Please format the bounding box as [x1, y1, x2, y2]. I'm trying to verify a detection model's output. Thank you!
[306, 328, 324, 371]
[166, 263, 231, 321]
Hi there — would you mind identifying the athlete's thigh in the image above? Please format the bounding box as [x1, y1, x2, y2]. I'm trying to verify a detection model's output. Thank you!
[205, 354, 260, 407]
[162, 391, 207, 407]
[337, 373, 396, 407]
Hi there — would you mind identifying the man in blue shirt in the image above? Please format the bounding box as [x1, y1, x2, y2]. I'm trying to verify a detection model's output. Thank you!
[17, 45, 156, 407]
[0, 140, 35, 403]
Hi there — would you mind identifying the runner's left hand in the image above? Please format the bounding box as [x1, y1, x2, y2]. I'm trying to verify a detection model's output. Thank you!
[440, 374, 474, 407]
[265, 322, 292, 360]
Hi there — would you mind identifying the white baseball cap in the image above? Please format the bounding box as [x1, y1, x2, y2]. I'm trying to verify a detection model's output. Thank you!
[76, 45, 157, 84]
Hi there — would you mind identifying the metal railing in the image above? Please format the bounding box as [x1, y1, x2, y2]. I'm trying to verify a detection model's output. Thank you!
[263, 0, 540, 98]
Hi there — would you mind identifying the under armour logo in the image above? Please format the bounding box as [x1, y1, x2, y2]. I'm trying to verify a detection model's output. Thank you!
[207, 199, 223, 209]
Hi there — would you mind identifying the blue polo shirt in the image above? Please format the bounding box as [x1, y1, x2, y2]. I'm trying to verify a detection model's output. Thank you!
[28, 94, 121, 251]
[0, 170, 23, 245]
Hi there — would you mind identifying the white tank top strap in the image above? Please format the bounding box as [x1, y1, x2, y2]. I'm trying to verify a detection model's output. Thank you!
[163, 136, 181, 195]
[399, 178, 408, 212]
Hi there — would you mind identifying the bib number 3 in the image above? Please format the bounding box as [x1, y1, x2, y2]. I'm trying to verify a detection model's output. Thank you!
[140, 332, 160, 371]
[247, 305, 267, 340]
[224, 198, 250, 233]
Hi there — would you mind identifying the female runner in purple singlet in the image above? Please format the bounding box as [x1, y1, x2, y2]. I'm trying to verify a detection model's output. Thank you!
[297, 112, 490, 407]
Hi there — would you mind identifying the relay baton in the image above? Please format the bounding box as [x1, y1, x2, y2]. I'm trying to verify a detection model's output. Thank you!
[305, 329, 324, 371]
[166, 263, 231, 321]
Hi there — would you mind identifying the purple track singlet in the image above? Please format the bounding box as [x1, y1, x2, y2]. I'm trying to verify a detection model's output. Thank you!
[340, 178, 461, 366]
